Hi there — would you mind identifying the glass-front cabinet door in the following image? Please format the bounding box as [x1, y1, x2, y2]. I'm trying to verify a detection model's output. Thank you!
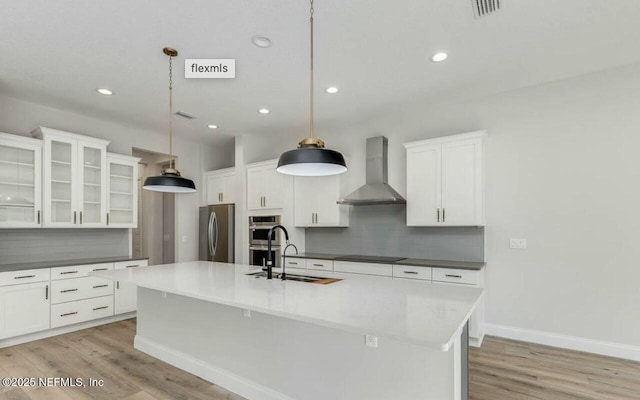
[47, 137, 76, 226]
[107, 154, 139, 228]
[78, 143, 107, 226]
[0, 133, 42, 228]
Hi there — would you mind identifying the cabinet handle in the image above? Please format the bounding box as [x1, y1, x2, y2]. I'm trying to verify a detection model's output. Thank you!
[93, 306, 109, 311]
[92, 268, 108, 271]
[221, 192, 224, 202]
[60, 271, 78, 275]
[60, 312, 78, 317]
[443, 208, 445, 222]
[403, 271, 419, 275]
[126, 265, 139, 268]
[313, 264, 323, 267]
[60, 288, 78, 293]
[445, 274, 462, 279]
[45, 284, 49, 300]
[74, 211, 77, 224]
[37, 210, 41, 224]
[107, 212, 110, 225]
[14, 275, 36, 279]
[93, 284, 109, 289]
[80, 211, 83, 224]
[289, 261, 298, 265]
[437, 208, 440, 222]
[117, 281, 120, 289]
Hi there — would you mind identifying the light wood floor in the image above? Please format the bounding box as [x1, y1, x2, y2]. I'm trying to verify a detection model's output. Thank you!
[1, 319, 639, 400]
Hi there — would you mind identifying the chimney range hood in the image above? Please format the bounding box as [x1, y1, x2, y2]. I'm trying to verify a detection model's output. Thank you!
[337, 136, 406, 206]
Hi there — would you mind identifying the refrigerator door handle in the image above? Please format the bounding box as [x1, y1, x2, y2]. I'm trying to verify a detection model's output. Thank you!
[208, 211, 215, 258]
[212, 211, 219, 257]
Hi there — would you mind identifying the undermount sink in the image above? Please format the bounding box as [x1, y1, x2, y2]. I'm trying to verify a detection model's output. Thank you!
[247, 271, 341, 285]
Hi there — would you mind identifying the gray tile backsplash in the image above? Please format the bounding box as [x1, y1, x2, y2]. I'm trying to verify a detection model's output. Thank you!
[305, 205, 484, 262]
[0, 229, 129, 265]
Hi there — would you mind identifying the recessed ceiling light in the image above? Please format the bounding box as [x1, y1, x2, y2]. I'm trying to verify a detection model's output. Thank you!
[258, 108, 270, 114]
[252, 36, 272, 48]
[207, 124, 218, 129]
[96, 88, 114, 96]
[431, 52, 448, 63]
[326, 86, 339, 94]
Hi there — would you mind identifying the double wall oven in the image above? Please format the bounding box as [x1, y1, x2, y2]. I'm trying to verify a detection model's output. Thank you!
[249, 215, 281, 267]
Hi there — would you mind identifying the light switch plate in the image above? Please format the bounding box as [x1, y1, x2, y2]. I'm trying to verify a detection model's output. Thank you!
[510, 238, 527, 249]
[365, 334, 378, 348]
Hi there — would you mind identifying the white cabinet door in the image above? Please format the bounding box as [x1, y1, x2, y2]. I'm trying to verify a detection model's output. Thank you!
[221, 173, 235, 204]
[0, 282, 50, 339]
[441, 138, 483, 226]
[78, 141, 107, 226]
[205, 170, 236, 205]
[294, 175, 348, 227]
[294, 177, 316, 226]
[0, 133, 42, 228]
[43, 134, 78, 227]
[206, 173, 225, 205]
[247, 167, 265, 210]
[247, 162, 289, 210]
[406, 144, 441, 226]
[263, 167, 285, 209]
[107, 154, 139, 228]
[113, 259, 147, 314]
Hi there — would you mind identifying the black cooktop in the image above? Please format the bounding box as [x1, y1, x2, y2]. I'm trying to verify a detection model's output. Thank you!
[335, 255, 406, 263]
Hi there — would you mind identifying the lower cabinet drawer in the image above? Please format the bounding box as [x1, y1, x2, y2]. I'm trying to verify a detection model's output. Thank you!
[432, 268, 479, 285]
[51, 263, 114, 280]
[114, 259, 149, 270]
[0, 268, 50, 286]
[306, 259, 333, 272]
[334, 261, 392, 277]
[392, 265, 432, 281]
[51, 277, 114, 304]
[51, 296, 114, 328]
[284, 258, 305, 270]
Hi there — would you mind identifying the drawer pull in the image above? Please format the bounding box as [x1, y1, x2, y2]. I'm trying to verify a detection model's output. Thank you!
[60, 288, 78, 293]
[60, 312, 78, 317]
[289, 261, 298, 265]
[403, 271, 419, 275]
[92, 268, 108, 271]
[93, 306, 109, 311]
[93, 284, 109, 289]
[14, 275, 36, 279]
[60, 271, 79, 275]
[125, 265, 139, 268]
[313, 264, 323, 267]
[445, 274, 462, 278]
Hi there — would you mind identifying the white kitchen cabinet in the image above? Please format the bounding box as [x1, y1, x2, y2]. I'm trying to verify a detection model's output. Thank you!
[294, 175, 349, 227]
[0, 270, 50, 340]
[51, 295, 114, 329]
[404, 131, 485, 227]
[0, 133, 42, 228]
[114, 259, 148, 314]
[33, 127, 110, 228]
[205, 168, 235, 205]
[392, 265, 432, 281]
[247, 160, 290, 210]
[305, 258, 334, 272]
[107, 153, 140, 228]
[333, 261, 392, 277]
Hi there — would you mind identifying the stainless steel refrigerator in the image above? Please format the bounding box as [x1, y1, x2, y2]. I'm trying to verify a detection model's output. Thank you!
[199, 204, 235, 262]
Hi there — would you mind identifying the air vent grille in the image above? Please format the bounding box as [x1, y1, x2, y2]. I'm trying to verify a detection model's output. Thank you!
[471, 0, 501, 18]
[175, 111, 197, 120]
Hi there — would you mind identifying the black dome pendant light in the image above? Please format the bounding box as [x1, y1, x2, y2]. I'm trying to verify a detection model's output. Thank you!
[143, 47, 197, 193]
[276, 0, 347, 177]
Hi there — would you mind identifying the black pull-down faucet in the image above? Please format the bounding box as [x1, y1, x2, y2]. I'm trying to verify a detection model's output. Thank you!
[265, 225, 289, 279]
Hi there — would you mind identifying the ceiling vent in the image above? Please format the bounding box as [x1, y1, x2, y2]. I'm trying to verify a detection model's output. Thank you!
[175, 111, 197, 120]
[471, 0, 501, 18]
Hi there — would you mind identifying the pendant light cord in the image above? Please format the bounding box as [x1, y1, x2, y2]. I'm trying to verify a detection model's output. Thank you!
[168, 54, 174, 170]
[309, 0, 314, 140]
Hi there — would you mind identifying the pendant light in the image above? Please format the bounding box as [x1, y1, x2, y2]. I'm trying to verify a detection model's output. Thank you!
[143, 47, 197, 193]
[276, 0, 347, 176]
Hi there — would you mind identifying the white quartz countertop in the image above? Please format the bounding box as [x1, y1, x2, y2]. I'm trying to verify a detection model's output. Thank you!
[91, 261, 483, 351]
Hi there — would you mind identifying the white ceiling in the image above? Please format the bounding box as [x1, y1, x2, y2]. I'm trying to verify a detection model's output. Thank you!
[1, 0, 640, 145]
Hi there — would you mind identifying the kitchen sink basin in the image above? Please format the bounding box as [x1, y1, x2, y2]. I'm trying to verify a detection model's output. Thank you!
[247, 271, 341, 285]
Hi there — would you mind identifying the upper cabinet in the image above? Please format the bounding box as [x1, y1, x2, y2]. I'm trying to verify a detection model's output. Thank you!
[294, 175, 349, 227]
[404, 131, 485, 227]
[33, 127, 110, 228]
[107, 153, 140, 228]
[204, 168, 235, 205]
[0, 133, 42, 228]
[247, 160, 290, 210]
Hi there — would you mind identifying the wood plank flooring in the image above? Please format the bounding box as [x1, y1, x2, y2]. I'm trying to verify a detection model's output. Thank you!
[1, 319, 639, 400]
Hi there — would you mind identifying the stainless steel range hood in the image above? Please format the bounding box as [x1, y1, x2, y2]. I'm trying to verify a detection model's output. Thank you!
[337, 136, 406, 206]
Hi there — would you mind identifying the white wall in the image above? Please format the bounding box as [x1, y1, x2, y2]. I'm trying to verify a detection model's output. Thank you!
[0, 95, 233, 263]
[242, 62, 640, 352]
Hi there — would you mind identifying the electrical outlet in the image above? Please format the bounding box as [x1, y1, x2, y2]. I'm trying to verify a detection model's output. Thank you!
[243, 309, 252, 318]
[365, 334, 378, 348]
[509, 238, 527, 249]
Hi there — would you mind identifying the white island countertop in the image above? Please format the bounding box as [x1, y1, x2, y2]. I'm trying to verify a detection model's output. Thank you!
[92, 261, 483, 351]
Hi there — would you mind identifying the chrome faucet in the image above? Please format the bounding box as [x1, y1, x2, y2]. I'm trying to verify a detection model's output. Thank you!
[266, 225, 289, 279]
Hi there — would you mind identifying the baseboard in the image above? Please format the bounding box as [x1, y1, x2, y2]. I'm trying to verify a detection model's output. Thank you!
[469, 332, 485, 348]
[0, 312, 136, 349]
[135, 335, 295, 400]
[485, 323, 640, 362]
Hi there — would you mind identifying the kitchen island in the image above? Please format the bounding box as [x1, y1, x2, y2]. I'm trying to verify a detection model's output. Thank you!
[91, 261, 483, 400]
